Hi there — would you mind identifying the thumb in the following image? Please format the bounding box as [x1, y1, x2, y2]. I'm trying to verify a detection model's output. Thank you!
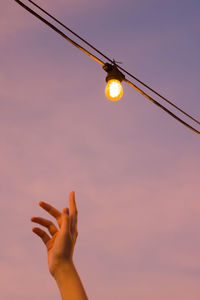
[61, 207, 70, 234]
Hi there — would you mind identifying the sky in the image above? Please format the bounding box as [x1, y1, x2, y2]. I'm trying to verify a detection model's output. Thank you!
[1, 0, 200, 299]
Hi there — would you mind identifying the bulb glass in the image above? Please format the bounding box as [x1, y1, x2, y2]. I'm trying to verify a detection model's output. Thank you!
[105, 79, 123, 101]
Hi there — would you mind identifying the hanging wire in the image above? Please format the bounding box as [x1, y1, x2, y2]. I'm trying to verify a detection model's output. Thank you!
[14, 0, 105, 66]
[22, 0, 200, 126]
[125, 79, 200, 135]
[13, 0, 200, 135]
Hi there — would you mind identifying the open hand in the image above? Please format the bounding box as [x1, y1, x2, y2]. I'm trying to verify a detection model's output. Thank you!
[31, 191, 78, 277]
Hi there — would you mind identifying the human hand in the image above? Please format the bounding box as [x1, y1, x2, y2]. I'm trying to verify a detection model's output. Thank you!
[31, 191, 78, 277]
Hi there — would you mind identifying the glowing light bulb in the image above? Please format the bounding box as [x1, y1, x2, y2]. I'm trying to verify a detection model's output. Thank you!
[105, 79, 123, 101]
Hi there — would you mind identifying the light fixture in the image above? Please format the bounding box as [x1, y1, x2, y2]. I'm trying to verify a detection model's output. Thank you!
[13, 0, 200, 135]
[103, 63, 125, 101]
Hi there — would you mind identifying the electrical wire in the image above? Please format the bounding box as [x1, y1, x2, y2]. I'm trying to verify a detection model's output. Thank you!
[125, 79, 200, 135]
[13, 0, 200, 135]
[14, 0, 105, 66]
[23, 0, 200, 126]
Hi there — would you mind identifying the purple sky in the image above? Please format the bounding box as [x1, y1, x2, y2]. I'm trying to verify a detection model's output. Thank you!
[1, 0, 200, 299]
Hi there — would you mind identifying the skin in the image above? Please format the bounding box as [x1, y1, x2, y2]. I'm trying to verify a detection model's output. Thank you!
[30, 191, 88, 300]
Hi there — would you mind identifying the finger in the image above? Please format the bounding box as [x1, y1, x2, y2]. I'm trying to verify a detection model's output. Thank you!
[61, 208, 70, 235]
[32, 227, 50, 246]
[31, 217, 58, 236]
[69, 191, 78, 215]
[39, 201, 61, 220]
[69, 191, 78, 236]
[71, 213, 78, 237]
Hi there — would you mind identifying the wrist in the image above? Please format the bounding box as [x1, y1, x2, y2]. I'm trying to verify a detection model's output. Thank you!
[52, 259, 89, 300]
[52, 260, 75, 281]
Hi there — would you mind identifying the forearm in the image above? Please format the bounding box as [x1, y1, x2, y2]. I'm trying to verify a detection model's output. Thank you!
[53, 261, 89, 300]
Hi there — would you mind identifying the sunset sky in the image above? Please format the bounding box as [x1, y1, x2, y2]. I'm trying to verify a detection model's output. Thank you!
[1, 0, 200, 299]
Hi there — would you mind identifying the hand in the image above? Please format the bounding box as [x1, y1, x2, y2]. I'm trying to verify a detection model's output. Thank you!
[31, 191, 78, 277]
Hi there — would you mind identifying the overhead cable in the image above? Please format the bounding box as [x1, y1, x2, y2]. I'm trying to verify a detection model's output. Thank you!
[13, 0, 200, 135]
[125, 79, 200, 135]
[14, 0, 105, 66]
[24, 0, 200, 126]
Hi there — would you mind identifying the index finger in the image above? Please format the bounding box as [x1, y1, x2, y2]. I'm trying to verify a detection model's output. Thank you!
[39, 201, 61, 219]
[69, 191, 78, 216]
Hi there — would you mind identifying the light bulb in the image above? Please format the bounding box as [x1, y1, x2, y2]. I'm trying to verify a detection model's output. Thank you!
[105, 79, 123, 101]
